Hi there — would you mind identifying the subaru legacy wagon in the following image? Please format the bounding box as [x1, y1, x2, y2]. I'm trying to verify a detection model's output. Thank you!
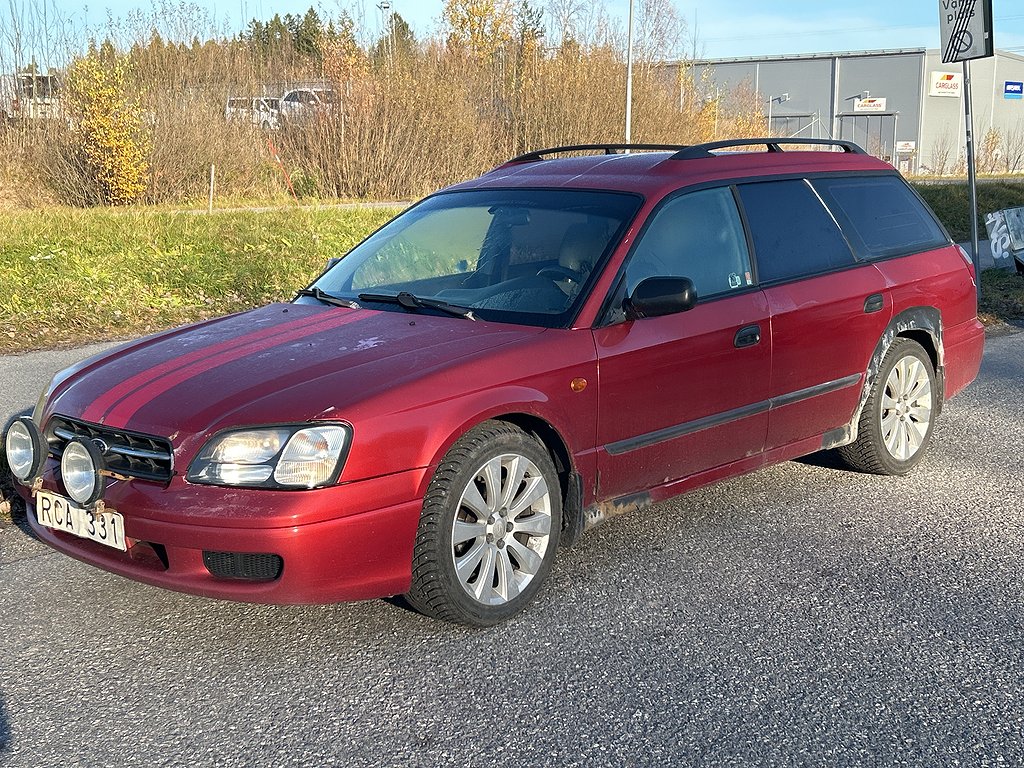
[5, 139, 985, 625]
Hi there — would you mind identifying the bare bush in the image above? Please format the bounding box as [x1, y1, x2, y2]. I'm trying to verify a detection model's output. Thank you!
[1005, 119, 1024, 174]
[0, 0, 768, 207]
[929, 129, 955, 176]
[978, 127, 1002, 174]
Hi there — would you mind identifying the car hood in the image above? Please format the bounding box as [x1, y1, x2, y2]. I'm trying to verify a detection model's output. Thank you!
[47, 303, 545, 442]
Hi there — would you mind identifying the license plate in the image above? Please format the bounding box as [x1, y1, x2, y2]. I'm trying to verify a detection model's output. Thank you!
[35, 490, 127, 552]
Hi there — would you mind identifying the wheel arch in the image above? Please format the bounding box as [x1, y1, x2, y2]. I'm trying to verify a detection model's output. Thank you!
[491, 413, 586, 547]
[421, 406, 586, 549]
[493, 413, 572, 476]
[823, 306, 944, 450]
[897, 328, 939, 378]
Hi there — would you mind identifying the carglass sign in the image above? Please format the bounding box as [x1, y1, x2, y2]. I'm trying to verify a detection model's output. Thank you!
[929, 71, 962, 97]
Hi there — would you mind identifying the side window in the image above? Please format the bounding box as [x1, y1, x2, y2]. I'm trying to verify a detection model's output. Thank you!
[624, 187, 754, 299]
[811, 175, 949, 259]
[737, 179, 856, 284]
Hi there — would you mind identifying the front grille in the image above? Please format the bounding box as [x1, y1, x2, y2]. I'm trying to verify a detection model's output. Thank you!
[203, 551, 284, 581]
[47, 416, 174, 483]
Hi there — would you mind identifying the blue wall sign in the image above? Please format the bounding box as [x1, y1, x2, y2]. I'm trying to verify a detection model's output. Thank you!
[1006, 82, 1024, 100]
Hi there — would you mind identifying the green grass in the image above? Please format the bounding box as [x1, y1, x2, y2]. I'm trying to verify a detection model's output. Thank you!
[0, 206, 398, 354]
[2, 186, 1024, 360]
[979, 269, 1024, 327]
[912, 180, 1024, 243]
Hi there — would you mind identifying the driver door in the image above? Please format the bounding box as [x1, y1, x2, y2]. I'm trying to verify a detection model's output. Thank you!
[594, 186, 771, 499]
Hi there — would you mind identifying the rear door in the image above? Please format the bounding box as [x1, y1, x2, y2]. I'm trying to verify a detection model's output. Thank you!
[735, 178, 891, 450]
[594, 186, 771, 499]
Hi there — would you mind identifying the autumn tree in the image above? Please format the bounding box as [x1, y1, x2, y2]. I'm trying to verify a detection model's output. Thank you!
[443, 0, 514, 59]
[63, 51, 151, 205]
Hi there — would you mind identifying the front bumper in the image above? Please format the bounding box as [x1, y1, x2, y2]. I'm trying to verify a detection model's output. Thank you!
[18, 469, 427, 604]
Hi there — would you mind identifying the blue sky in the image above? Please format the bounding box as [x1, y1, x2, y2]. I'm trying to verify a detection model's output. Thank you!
[58, 0, 1024, 58]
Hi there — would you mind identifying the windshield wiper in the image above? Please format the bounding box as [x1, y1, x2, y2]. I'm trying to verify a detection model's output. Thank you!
[295, 287, 361, 309]
[358, 291, 477, 321]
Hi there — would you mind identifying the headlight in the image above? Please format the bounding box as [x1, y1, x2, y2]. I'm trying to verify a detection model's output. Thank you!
[5, 416, 47, 483]
[61, 438, 107, 506]
[187, 424, 351, 489]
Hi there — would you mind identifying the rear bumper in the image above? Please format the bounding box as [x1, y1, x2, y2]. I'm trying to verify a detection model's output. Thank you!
[943, 316, 985, 401]
[18, 473, 425, 604]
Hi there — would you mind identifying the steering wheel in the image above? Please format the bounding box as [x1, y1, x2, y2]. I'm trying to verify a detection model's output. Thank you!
[537, 265, 581, 283]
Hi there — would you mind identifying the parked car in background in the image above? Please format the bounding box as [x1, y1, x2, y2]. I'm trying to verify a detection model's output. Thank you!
[278, 87, 334, 127]
[224, 96, 279, 131]
[4, 138, 985, 627]
[0, 72, 60, 121]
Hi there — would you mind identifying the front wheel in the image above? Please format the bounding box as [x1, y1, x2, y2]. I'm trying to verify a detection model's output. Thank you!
[406, 421, 561, 626]
[837, 338, 937, 475]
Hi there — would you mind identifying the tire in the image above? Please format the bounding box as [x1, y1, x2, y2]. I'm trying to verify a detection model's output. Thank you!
[405, 421, 562, 626]
[837, 338, 937, 475]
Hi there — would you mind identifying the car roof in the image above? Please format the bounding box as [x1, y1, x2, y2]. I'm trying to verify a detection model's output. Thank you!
[449, 140, 895, 198]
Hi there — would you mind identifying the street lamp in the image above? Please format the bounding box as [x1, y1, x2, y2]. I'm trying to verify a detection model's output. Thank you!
[377, 1, 393, 65]
[625, 0, 635, 144]
[767, 92, 790, 136]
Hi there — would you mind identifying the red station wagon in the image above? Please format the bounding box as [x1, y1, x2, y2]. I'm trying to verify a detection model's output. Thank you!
[5, 139, 985, 625]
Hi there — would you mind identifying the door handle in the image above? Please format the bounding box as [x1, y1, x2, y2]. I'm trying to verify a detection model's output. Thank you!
[734, 324, 762, 348]
[864, 293, 884, 313]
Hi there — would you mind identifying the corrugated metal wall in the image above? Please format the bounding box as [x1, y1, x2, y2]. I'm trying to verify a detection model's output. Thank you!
[682, 49, 1024, 176]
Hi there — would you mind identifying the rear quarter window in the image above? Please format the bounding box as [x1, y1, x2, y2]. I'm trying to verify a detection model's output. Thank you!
[811, 175, 949, 259]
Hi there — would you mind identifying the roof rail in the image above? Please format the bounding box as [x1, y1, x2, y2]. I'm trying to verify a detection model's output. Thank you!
[672, 138, 866, 159]
[509, 143, 691, 163]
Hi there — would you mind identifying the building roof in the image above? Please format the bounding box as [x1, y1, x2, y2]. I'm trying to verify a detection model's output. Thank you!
[682, 47, 1024, 67]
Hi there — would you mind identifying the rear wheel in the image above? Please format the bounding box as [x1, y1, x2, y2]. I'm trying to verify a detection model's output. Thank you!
[837, 338, 936, 475]
[406, 421, 561, 626]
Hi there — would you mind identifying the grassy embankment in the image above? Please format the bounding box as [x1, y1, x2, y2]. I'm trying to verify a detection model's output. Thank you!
[915, 181, 1024, 326]
[1, 180, 1024, 357]
[0, 205, 398, 355]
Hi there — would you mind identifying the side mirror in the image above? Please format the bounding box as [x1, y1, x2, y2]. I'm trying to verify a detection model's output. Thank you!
[624, 276, 697, 319]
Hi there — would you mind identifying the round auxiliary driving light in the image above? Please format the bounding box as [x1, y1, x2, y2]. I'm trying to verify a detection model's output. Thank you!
[61, 438, 107, 506]
[5, 416, 47, 483]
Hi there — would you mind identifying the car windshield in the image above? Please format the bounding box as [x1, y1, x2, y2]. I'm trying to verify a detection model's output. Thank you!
[306, 189, 641, 327]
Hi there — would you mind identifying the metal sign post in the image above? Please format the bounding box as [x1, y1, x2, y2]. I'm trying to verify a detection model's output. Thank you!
[938, 0, 993, 299]
[962, 60, 980, 296]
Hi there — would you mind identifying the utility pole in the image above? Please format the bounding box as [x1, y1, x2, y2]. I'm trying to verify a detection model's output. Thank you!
[625, 0, 634, 144]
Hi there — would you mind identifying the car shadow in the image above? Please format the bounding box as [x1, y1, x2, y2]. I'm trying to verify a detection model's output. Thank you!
[793, 449, 852, 472]
[381, 594, 419, 616]
[0, 690, 11, 754]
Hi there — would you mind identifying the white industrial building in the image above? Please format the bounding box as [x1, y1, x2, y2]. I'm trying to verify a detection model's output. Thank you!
[677, 48, 1024, 175]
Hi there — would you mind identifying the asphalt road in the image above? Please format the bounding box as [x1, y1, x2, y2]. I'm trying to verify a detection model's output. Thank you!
[1, 332, 1022, 767]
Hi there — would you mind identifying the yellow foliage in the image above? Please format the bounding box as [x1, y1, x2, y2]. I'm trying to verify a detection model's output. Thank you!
[64, 54, 151, 205]
[322, 13, 367, 85]
[443, 0, 514, 59]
